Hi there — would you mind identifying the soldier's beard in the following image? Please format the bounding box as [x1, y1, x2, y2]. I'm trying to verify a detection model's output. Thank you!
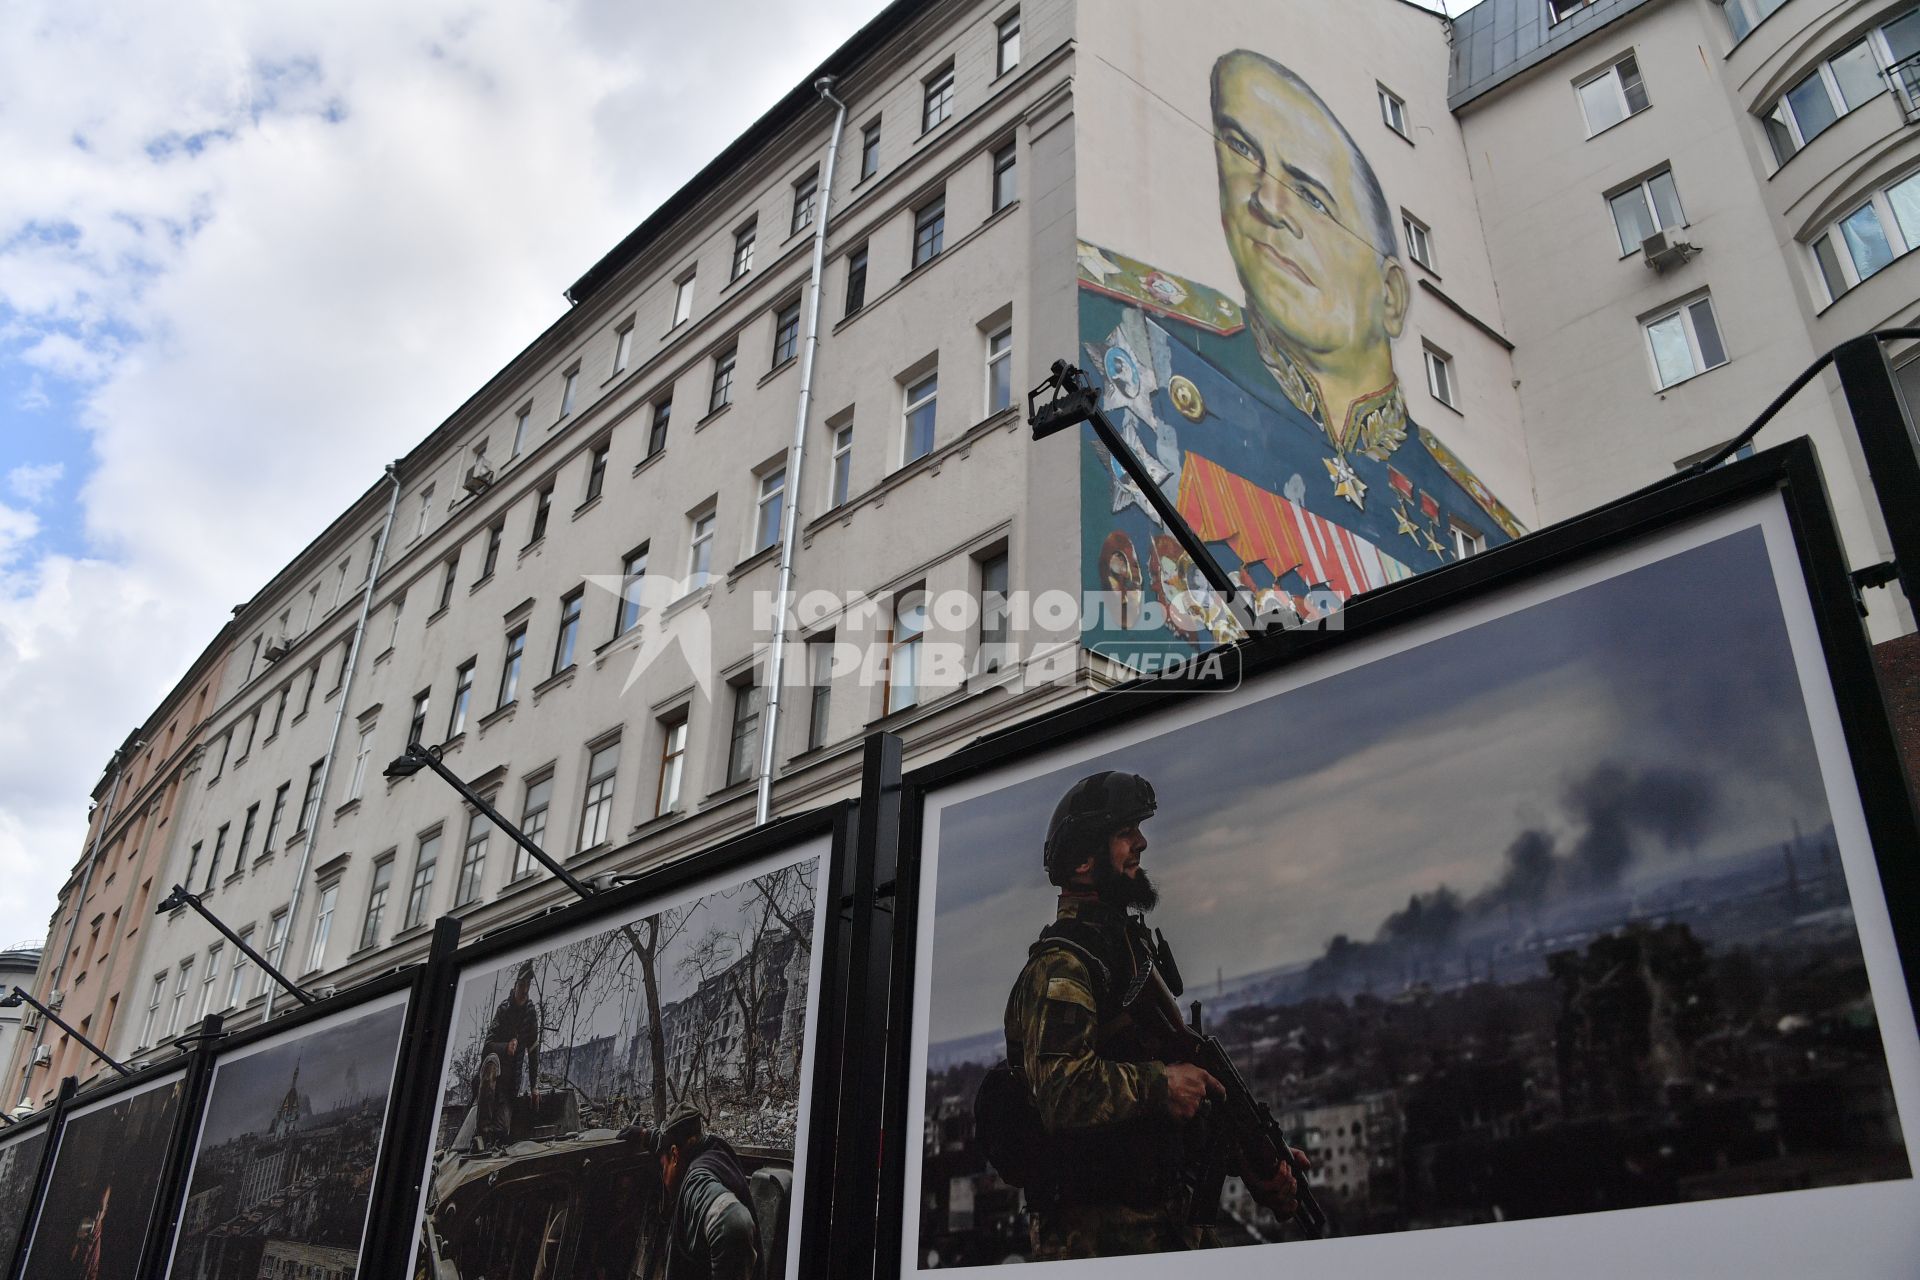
[1093, 858, 1159, 912]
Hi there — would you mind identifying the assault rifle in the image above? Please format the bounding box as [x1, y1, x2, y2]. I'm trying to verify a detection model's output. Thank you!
[1131, 964, 1329, 1236]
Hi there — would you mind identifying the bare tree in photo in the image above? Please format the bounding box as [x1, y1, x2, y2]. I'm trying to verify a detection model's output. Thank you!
[627, 904, 697, 1124]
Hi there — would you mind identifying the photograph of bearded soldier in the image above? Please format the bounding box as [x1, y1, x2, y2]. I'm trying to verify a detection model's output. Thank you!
[1000, 771, 1303, 1259]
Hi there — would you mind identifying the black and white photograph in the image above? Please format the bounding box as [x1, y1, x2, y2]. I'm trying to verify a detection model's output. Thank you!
[168, 994, 408, 1280]
[410, 840, 832, 1280]
[0, 1121, 50, 1270]
[901, 495, 1920, 1276]
[19, 1073, 183, 1280]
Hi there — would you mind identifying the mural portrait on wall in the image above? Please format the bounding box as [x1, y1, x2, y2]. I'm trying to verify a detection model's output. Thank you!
[1080, 50, 1523, 654]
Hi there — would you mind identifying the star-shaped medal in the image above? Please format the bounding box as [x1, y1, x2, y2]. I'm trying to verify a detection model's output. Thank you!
[1393, 502, 1423, 545]
[1323, 454, 1367, 509]
[1423, 524, 1447, 558]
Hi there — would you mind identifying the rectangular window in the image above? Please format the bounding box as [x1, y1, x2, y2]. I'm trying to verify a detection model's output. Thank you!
[269, 685, 288, 739]
[437, 556, 459, 614]
[978, 550, 1011, 668]
[529, 484, 554, 546]
[772, 300, 801, 367]
[1809, 174, 1920, 302]
[648, 398, 672, 458]
[1577, 54, 1649, 136]
[726, 677, 764, 787]
[209, 731, 230, 782]
[515, 775, 553, 879]
[845, 245, 869, 316]
[807, 637, 834, 751]
[913, 196, 946, 268]
[904, 372, 938, 463]
[1549, 0, 1593, 23]
[613, 320, 635, 376]
[1402, 213, 1435, 271]
[656, 712, 689, 816]
[168, 961, 193, 1036]
[1450, 519, 1488, 560]
[861, 120, 881, 180]
[414, 484, 435, 540]
[986, 327, 1014, 415]
[255, 911, 288, 999]
[1644, 295, 1729, 389]
[829, 424, 854, 508]
[499, 626, 526, 705]
[558, 365, 580, 419]
[235, 804, 259, 868]
[923, 64, 955, 132]
[997, 10, 1022, 75]
[386, 591, 406, 652]
[204, 824, 229, 891]
[511, 404, 532, 458]
[582, 440, 610, 505]
[141, 972, 166, 1046]
[1423, 346, 1458, 409]
[403, 833, 440, 931]
[482, 520, 503, 579]
[237, 709, 259, 760]
[885, 587, 926, 714]
[448, 659, 475, 737]
[297, 759, 323, 832]
[617, 546, 649, 636]
[710, 348, 737, 414]
[755, 467, 787, 552]
[1608, 167, 1686, 255]
[688, 510, 716, 589]
[578, 741, 621, 851]
[456, 808, 491, 906]
[1378, 85, 1409, 137]
[359, 857, 393, 950]
[672, 274, 695, 328]
[409, 689, 430, 745]
[306, 886, 337, 971]
[265, 782, 290, 851]
[349, 726, 375, 801]
[553, 590, 583, 674]
[199, 946, 222, 1020]
[297, 664, 317, 718]
[228, 932, 253, 1007]
[792, 171, 819, 236]
[992, 143, 1018, 212]
[731, 223, 756, 281]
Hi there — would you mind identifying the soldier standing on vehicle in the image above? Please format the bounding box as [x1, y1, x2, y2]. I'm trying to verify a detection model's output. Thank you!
[479, 961, 542, 1140]
[640, 1104, 760, 1280]
[1002, 770, 1302, 1259]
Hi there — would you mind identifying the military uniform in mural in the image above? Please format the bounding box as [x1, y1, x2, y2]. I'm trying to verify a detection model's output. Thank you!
[478, 962, 541, 1140]
[1077, 241, 1524, 648]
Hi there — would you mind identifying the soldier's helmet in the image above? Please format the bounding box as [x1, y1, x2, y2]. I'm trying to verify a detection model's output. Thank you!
[1042, 771, 1157, 884]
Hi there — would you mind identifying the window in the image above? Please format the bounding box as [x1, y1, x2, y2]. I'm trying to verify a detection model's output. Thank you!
[529, 484, 553, 546]
[235, 803, 259, 868]
[1423, 346, 1458, 410]
[672, 274, 695, 328]
[924, 63, 955, 132]
[978, 550, 1011, 670]
[553, 590, 583, 674]
[482, 520, 504, 579]
[511, 404, 532, 458]
[860, 120, 881, 180]
[448, 660, 475, 737]
[772, 300, 802, 367]
[1722, 0, 1790, 43]
[992, 143, 1018, 212]
[1450, 520, 1487, 560]
[140, 973, 166, 1045]
[755, 467, 787, 552]
[1402, 213, 1435, 271]
[807, 637, 834, 751]
[359, 858, 393, 949]
[710, 348, 737, 414]
[688, 510, 716, 589]
[414, 484, 435, 540]
[726, 676, 764, 787]
[199, 946, 222, 1020]
[515, 775, 553, 879]
[297, 664, 317, 717]
[829, 424, 854, 508]
[913, 196, 946, 268]
[997, 10, 1021, 76]
[731, 222, 756, 281]
[239, 708, 260, 758]
[1577, 55, 1649, 137]
[584, 439, 610, 504]
[456, 809, 491, 906]
[647, 398, 672, 458]
[1378, 85, 1408, 138]
[844, 245, 869, 316]
[1549, 0, 1595, 23]
[792, 171, 819, 235]
[349, 726, 375, 801]
[437, 556, 459, 613]
[578, 740, 621, 851]
[204, 824, 228, 891]
[297, 759, 323, 832]
[386, 590, 406, 651]
[656, 711, 689, 816]
[986, 328, 1013, 415]
[904, 372, 938, 463]
[1763, 16, 1917, 165]
[1809, 173, 1920, 302]
[1608, 168, 1686, 256]
[306, 886, 337, 971]
[334, 637, 352, 689]
[613, 320, 635, 376]
[885, 586, 927, 714]
[209, 731, 230, 782]
[403, 833, 440, 931]
[168, 961, 193, 1036]
[268, 685, 288, 739]
[261, 909, 290, 995]
[617, 546, 649, 636]
[265, 782, 290, 852]
[225, 932, 252, 1006]
[1643, 295, 1729, 389]
[558, 364, 580, 419]
[409, 689, 431, 745]
[499, 626, 527, 705]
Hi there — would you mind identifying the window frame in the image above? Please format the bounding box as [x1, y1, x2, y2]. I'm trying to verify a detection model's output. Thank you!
[860, 120, 881, 181]
[884, 586, 926, 716]
[730, 222, 756, 282]
[996, 10, 1022, 76]
[791, 171, 819, 236]
[647, 397, 672, 458]
[986, 326, 1014, 416]
[617, 545, 650, 637]
[1576, 54, 1650, 137]
[612, 319, 635, 376]
[1423, 345, 1459, 410]
[688, 509, 717, 590]
[992, 142, 1018, 213]
[656, 710, 690, 817]
[807, 635, 835, 751]
[455, 806, 491, 907]
[845, 245, 870, 316]
[709, 347, 738, 415]
[558, 364, 581, 420]
[1401, 212, 1436, 272]
[671, 273, 696, 329]
[903, 371, 939, 465]
[1642, 293, 1730, 390]
[1378, 84, 1409, 138]
[577, 739, 621, 852]
[359, 855, 394, 950]
[1607, 166, 1688, 257]
[829, 423, 854, 508]
[912, 196, 947, 268]
[923, 63, 956, 134]
[755, 465, 788, 553]
[515, 773, 554, 880]
[448, 658, 476, 737]
[772, 299, 802, 368]
[1807, 171, 1920, 303]
[227, 932, 254, 1008]
[403, 831, 440, 932]
[305, 884, 337, 972]
[553, 589, 584, 675]
[725, 674, 765, 788]
[499, 625, 526, 706]
[584, 439, 610, 504]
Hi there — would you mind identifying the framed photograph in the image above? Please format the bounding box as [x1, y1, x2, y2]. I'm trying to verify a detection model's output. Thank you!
[17, 1068, 187, 1280]
[164, 976, 412, 1279]
[0, 1111, 54, 1274]
[883, 443, 1920, 1277]
[401, 806, 853, 1280]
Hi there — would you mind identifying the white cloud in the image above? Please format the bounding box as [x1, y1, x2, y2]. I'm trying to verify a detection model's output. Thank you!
[5, 463, 64, 505]
[0, 0, 880, 935]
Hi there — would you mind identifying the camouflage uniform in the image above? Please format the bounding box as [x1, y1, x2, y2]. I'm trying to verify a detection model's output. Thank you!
[1004, 895, 1216, 1259]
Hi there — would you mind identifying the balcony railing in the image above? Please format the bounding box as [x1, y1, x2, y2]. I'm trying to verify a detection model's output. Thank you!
[1890, 53, 1920, 124]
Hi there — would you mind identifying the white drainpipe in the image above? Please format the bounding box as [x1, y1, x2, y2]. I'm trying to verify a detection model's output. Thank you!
[757, 76, 849, 825]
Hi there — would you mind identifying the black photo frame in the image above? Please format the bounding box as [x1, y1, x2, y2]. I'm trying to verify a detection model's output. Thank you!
[0, 1081, 69, 1280]
[873, 439, 1920, 1276]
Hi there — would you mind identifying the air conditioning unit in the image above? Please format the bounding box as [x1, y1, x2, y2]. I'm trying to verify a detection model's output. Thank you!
[1642, 230, 1699, 273]
[45, 989, 62, 1011]
[31, 1045, 50, 1066]
[262, 634, 294, 663]
[462, 459, 496, 497]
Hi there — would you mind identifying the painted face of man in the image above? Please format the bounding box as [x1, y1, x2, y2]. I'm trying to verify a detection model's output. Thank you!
[1212, 54, 1404, 361]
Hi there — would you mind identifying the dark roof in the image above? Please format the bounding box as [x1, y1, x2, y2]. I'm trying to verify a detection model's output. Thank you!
[1447, 0, 1658, 110]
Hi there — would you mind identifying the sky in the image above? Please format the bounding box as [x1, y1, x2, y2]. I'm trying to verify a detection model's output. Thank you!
[195, 1000, 406, 1150]
[925, 526, 1837, 1044]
